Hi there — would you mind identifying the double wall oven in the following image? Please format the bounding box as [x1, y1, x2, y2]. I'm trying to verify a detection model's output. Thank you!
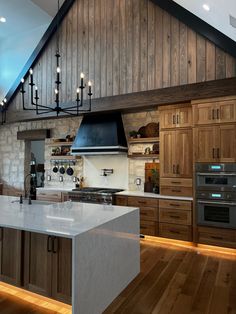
[195, 163, 236, 229]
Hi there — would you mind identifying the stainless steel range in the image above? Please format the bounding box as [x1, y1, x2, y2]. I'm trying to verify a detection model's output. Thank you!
[195, 163, 236, 229]
[68, 187, 124, 205]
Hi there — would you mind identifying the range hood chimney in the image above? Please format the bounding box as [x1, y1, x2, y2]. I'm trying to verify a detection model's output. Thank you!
[71, 112, 128, 155]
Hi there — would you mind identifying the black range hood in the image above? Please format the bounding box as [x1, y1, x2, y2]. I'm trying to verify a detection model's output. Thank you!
[71, 112, 128, 155]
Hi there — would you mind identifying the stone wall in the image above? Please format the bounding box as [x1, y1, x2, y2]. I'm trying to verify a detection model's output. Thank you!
[0, 108, 159, 195]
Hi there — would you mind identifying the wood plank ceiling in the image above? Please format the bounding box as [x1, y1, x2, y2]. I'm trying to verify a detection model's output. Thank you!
[7, 0, 236, 122]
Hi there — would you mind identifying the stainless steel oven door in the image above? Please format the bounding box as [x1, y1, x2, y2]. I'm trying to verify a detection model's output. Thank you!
[197, 200, 236, 229]
[196, 173, 236, 191]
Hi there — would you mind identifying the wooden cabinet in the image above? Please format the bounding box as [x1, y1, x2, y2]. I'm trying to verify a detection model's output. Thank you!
[159, 199, 192, 241]
[193, 99, 236, 125]
[160, 129, 192, 178]
[0, 227, 22, 286]
[24, 232, 72, 304]
[37, 190, 62, 202]
[194, 124, 236, 162]
[159, 104, 192, 130]
[115, 196, 159, 236]
[197, 226, 236, 249]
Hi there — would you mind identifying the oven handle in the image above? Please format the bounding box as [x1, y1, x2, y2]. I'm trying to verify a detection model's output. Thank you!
[197, 173, 236, 176]
[197, 200, 236, 206]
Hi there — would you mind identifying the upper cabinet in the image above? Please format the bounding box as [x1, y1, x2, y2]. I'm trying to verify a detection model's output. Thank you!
[192, 98, 236, 125]
[159, 104, 192, 130]
[194, 124, 236, 162]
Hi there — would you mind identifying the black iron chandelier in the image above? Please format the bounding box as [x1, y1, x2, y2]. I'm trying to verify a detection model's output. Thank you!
[20, 0, 92, 117]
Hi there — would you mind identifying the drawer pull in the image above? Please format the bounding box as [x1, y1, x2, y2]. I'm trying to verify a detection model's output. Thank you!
[141, 212, 148, 216]
[0, 228, 2, 241]
[169, 203, 180, 207]
[169, 215, 180, 219]
[47, 236, 53, 252]
[171, 189, 181, 193]
[210, 236, 223, 240]
[138, 201, 147, 204]
[170, 229, 180, 234]
[141, 226, 148, 229]
[171, 181, 181, 184]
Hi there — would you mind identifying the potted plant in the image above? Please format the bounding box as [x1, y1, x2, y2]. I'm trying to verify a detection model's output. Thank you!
[129, 130, 137, 139]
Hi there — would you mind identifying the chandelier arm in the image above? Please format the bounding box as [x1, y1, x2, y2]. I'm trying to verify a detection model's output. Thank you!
[36, 110, 55, 115]
[61, 110, 79, 116]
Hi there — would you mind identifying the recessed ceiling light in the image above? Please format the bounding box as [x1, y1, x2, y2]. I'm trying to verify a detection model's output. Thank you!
[202, 4, 210, 11]
[0, 16, 6, 23]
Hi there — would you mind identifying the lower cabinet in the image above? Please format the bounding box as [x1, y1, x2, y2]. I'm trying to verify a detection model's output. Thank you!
[0, 227, 22, 286]
[24, 232, 72, 304]
[36, 190, 62, 202]
[197, 226, 236, 249]
[127, 196, 159, 236]
[159, 199, 192, 241]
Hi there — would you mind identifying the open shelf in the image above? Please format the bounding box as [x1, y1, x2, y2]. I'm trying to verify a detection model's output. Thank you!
[48, 141, 73, 146]
[128, 137, 159, 144]
[49, 155, 80, 161]
[128, 154, 159, 159]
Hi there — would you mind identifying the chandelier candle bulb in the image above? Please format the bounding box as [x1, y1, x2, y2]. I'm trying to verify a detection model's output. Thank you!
[80, 72, 84, 87]
[29, 69, 34, 86]
[35, 86, 38, 98]
[76, 88, 80, 101]
[56, 66, 60, 83]
[88, 81, 92, 93]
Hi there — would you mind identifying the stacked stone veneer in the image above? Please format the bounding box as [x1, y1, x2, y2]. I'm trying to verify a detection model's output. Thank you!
[0, 109, 159, 195]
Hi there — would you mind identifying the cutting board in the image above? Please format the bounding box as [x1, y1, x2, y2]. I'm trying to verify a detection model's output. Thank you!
[145, 162, 159, 182]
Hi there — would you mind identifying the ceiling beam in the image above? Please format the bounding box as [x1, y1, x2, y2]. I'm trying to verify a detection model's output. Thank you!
[6, 77, 236, 123]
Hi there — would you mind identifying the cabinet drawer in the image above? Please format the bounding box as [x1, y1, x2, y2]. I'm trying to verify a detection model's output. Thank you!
[37, 191, 62, 202]
[159, 223, 192, 241]
[140, 207, 158, 221]
[160, 178, 192, 187]
[115, 195, 128, 206]
[160, 186, 193, 197]
[159, 199, 192, 211]
[140, 221, 158, 236]
[197, 226, 236, 249]
[159, 209, 191, 225]
[128, 196, 158, 208]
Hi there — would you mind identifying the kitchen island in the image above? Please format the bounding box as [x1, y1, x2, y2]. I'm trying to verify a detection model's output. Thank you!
[0, 196, 140, 314]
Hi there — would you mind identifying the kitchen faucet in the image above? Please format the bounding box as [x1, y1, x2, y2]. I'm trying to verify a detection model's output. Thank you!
[22, 173, 33, 204]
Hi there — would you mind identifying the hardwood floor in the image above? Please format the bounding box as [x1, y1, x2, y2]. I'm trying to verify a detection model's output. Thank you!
[104, 239, 236, 314]
[0, 239, 236, 313]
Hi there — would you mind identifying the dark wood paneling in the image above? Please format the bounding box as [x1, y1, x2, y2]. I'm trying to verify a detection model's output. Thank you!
[7, 0, 236, 122]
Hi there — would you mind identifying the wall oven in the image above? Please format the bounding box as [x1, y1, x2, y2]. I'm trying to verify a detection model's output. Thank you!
[195, 163, 236, 229]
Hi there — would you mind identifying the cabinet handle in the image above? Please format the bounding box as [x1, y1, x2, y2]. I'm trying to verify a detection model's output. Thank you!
[0, 228, 2, 241]
[52, 237, 59, 254]
[211, 236, 223, 240]
[173, 115, 176, 125]
[171, 189, 181, 193]
[138, 201, 147, 205]
[217, 148, 220, 159]
[170, 229, 180, 234]
[212, 109, 215, 120]
[141, 212, 148, 216]
[173, 165, 176, 174]
[176, 164, 180, 175]
[212, 148, 215, 158]
[47, 236, 52, 252]
[169, 203, 180, 207]
[176, 114, 179, 124]
[216, 109, 220, 119]
[169, 215, 181, 219]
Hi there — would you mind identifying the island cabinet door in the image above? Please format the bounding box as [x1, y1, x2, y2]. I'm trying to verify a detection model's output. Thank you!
[51, 237, 72, 304]
[24, 232, 52, 297]
[0, 227, 22, 286]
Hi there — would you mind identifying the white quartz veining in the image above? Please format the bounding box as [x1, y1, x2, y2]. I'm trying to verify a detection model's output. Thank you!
[0, 195, 138, 238]
[116, 190, 193, 201]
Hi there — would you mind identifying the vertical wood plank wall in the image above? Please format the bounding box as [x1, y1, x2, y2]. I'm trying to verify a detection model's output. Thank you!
[10, 0, 236, 113]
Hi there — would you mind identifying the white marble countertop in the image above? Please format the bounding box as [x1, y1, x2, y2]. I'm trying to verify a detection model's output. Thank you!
[116, 190, 193, 201]
[0, 196, 138, 238]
